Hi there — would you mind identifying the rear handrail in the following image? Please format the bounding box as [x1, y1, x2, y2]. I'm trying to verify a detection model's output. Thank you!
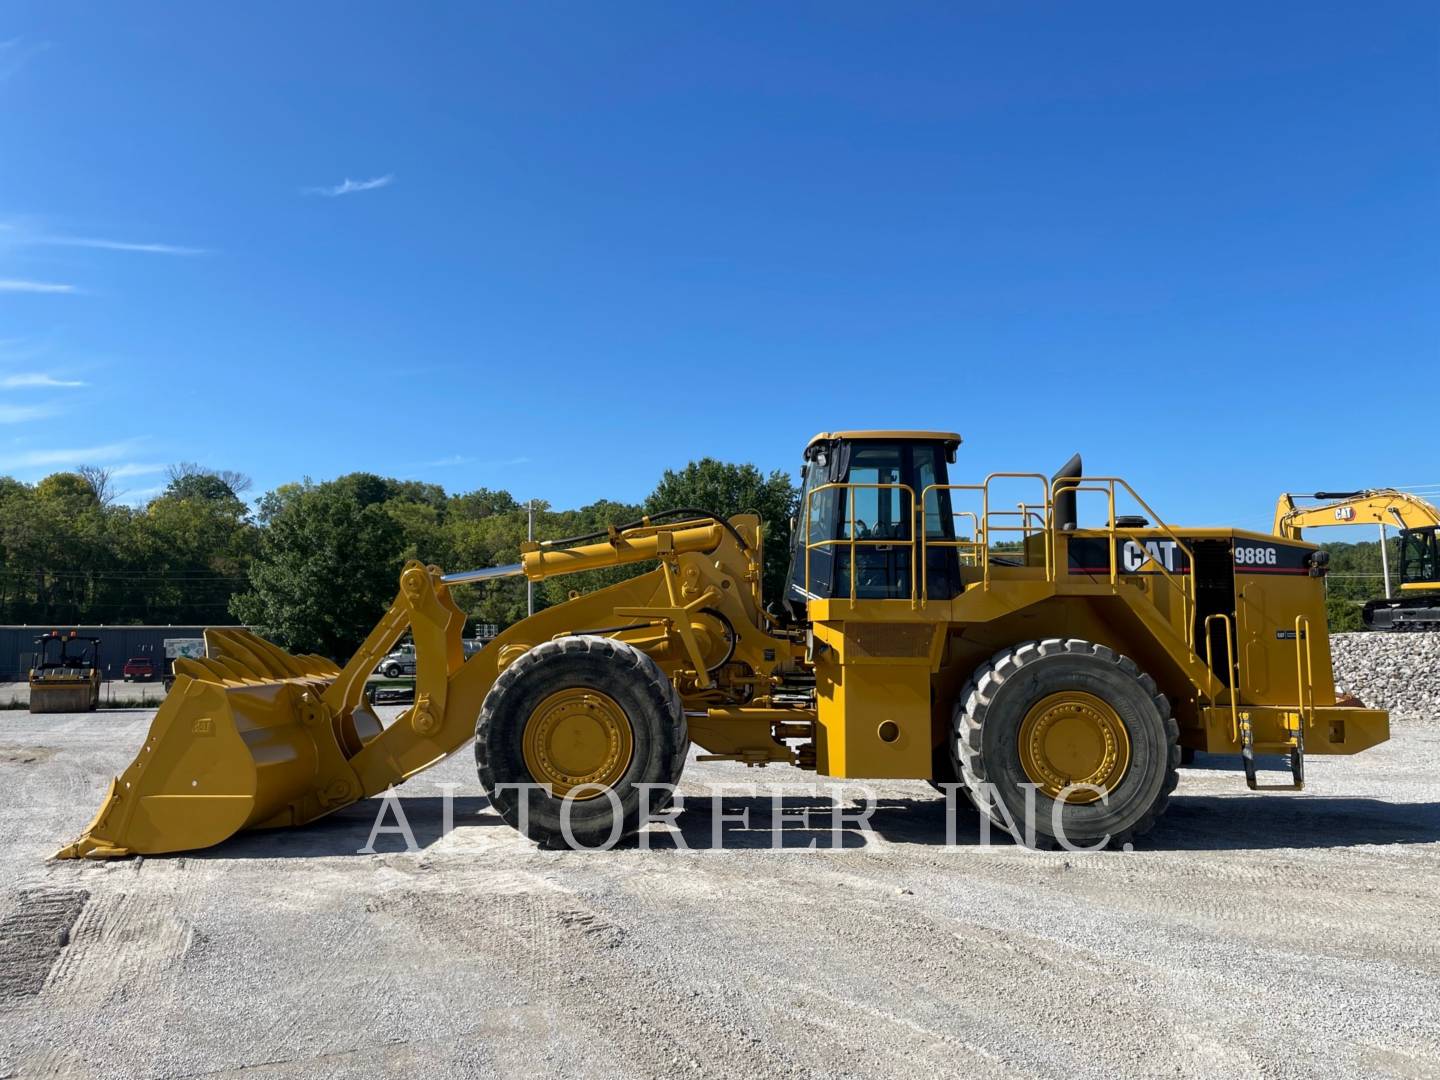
[920, 473, 1053, 599]
[1295, 614, 1315, 729]
[1056, 476, 1198, 649]
[950, 510, 985, 566]
[1018, 503, 1047, 537]
[804, 482, 918, 605]
[1055, 476, 1198, 572]
[1203, 612, 1239, 741]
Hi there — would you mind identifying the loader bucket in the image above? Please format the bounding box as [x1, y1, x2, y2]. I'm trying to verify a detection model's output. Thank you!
[55, 629, 383, 859]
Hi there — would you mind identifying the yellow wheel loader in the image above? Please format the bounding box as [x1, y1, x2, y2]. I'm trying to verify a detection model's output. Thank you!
[1274, 489, 1440, 631]
[58, 431, 1389, 858]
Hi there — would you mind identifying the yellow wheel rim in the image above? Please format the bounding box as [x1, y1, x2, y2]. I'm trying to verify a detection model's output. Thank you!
[1018, 691, 1131, 803]
[522, 688, 634, 799]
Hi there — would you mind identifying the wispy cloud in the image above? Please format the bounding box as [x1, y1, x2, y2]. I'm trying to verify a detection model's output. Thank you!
[1, 373, 87, 389]
[1, 218, 207, 257]
[0, 439, 143, 470]
[35, 236, 208, 256]
[0, 279, 77, 294]
[108, 462, 166, 478]
[0, 403, 60, 424]
[304, 174, 394, 197]
[404, 453, 531, 472]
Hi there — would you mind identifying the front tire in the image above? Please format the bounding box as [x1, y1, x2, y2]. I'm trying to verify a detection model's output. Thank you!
[475, 636, 689, 848]
[953, 639, 1178, 849]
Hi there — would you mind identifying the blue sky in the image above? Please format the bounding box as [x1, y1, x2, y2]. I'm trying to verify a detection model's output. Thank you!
[1, 2, 1435, 532]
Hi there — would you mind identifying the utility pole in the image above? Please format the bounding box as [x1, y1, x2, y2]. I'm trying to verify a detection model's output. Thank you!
[527, 500, 536, 616]
[1379, 523, 1392, 599]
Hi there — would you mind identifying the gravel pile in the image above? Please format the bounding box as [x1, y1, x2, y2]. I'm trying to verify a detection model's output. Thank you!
[1331, 630, 1440, 720]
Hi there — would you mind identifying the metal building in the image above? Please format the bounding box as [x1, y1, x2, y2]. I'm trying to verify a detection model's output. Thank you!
[0, 626, 248, 682]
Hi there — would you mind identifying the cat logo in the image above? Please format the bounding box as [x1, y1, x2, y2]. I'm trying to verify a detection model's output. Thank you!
[1334, 507, 1356, 521]
[1121, 539, 1181, 573]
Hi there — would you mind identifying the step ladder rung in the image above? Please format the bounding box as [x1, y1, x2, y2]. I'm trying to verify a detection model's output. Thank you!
[1238, 711, 1305, 791]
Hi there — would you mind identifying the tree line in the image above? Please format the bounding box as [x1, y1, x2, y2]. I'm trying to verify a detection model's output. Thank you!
[1320, 537, 1403, 632]
[0, 459, 799, 659]
[0, 458, 1399, 656]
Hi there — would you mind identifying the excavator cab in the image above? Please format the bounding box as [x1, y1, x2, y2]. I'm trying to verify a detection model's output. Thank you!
[786, 431, 964, 609]
[1398, 527, 1440, 589]
[1368, 525, 1440, 630]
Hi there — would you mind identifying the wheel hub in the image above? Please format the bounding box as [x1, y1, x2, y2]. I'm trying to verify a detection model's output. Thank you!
[1018, 691, 1131, 803]
[522, 688, 634, 799]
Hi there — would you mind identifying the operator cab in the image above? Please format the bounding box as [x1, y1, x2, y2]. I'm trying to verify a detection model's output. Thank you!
[1399, 527, 1440, 589]
[786, 431, 964, 610]
[33, 631, 101, 676]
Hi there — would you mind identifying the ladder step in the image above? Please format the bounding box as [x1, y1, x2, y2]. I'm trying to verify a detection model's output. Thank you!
[1238, 711, 1305, 791]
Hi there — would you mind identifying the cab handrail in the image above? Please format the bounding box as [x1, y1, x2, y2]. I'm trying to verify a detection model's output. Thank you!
[804, 482, 918, 606]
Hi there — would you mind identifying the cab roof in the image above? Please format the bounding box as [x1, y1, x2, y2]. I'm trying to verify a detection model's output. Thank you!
[806, 430, 963, 451]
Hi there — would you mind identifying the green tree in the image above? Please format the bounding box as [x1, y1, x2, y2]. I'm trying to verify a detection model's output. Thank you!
[165, 463, 253, 501]
[143, 481, 257, 624]
[1325, 593, 1365, 633]
[231, 479, 405, 657]
[165, 472, 241, 503]
[645, 458, 799, 604]
[1318, 537, 1400, 632]
[1, 473, 116, 623]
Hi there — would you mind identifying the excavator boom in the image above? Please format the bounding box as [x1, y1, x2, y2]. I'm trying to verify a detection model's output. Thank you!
[1273, 488, 1440, 538]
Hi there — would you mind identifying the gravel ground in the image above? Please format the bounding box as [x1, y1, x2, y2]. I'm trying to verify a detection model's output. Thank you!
[1332, 632, 1440, 719]
[0, 706, 1437, 1079]
[0, 681, 169, 709]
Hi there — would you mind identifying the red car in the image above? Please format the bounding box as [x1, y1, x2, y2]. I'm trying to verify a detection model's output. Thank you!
[122, 657, 155, 682]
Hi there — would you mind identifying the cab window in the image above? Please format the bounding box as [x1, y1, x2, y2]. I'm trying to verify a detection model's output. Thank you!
[843, 446, 909, 541]
[1400, 529, 1439, 585]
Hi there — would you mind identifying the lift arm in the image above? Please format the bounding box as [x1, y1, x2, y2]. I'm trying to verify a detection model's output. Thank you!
[56, 514, 779, 859]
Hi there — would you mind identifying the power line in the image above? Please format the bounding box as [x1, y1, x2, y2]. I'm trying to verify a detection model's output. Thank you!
[0, 571, 248, 580]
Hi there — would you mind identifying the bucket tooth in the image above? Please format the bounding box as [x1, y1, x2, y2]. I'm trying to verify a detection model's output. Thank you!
[299, 654, 342, 677]
[207, 629, 306, 680]
[175, 656, 242, 684]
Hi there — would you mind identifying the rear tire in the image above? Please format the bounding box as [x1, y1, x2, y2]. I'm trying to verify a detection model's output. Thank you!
[952, 639, 1178, 850]
[475, 636, 689, 848]
[926, 740, 974, 804]
[383, 663, 401, 678]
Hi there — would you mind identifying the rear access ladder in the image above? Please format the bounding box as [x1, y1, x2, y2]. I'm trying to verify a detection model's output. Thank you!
[1204, 612, 1313, 790]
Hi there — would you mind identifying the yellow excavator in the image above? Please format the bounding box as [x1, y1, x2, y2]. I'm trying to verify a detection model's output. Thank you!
[58, 431, 1389, 858]
[1274, 489, 1440, 631]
